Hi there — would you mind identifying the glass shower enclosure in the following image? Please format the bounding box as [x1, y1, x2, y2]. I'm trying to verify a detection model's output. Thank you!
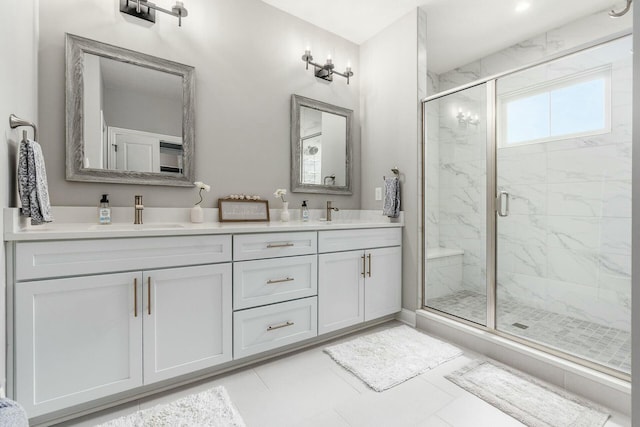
[423, 35, 632, 376]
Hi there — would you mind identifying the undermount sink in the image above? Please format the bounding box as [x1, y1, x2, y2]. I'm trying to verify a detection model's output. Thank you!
[88, 223, 186, 231]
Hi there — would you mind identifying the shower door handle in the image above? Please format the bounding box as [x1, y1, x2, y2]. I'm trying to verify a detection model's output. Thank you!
[497, 191, 510, 217]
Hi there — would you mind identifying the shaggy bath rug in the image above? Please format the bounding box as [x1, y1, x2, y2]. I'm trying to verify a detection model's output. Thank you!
[446, 360, 610, 427]
[324, 325, 463, 391]
[96, 386, 245, 427]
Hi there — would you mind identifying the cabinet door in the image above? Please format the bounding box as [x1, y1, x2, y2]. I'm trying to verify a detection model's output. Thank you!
[15, 272, 143, 417]
[364, 246, 402, 321]
[318, 250, 364, 335]
[143, 264, 232, 384]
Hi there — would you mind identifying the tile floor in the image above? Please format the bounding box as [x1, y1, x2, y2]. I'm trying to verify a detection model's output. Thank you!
[58, 322, 630, 427]
[427, 290, 632, 373]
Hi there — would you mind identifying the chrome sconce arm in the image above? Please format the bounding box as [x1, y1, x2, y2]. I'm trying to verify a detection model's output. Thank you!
[302, 49, 354, 84]
[120, 0, 188, 27]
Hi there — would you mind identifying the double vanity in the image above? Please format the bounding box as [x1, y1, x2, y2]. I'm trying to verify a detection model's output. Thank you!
[4, 209, 402, 421]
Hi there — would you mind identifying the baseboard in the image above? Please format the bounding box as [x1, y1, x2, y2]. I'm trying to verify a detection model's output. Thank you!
[395, 308, 416, 327]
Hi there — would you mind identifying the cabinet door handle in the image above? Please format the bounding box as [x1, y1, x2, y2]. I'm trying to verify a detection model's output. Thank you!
[267, 277, 294, 284]
[147, 276, 152, 315]
[361, 255, 366, 277]
[267, 243, 294, 248]
[133, 278, 138, 317]
[367, 253, 372, 277]
[267, 321, 294, 331]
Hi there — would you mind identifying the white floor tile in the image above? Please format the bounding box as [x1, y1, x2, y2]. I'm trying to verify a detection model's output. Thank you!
[436, 395, 525, 427]
[334, 376, 455, 427]
[54, 322, 631, 427]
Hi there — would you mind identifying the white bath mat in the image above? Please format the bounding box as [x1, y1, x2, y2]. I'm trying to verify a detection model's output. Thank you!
[446, 360, 610, 427]
[96, 386, 246, 427]
[324, 325, 463, 391]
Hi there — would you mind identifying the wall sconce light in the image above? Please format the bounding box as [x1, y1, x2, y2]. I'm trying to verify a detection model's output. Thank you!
[456, 108, 480, 127]
[120, 0, 188, 27]
[302, 49, 354, 84]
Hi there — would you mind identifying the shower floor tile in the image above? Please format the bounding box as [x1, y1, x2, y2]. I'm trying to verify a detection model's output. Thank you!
[427, 290, 631, 374]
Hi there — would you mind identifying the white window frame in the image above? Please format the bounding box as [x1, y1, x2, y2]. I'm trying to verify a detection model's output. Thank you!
[497, 66, 612, 148]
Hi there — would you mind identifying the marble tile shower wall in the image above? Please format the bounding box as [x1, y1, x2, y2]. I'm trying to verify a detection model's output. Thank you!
[433, 9, 631, 95]
[497, 57, 632, 331]
[426, 10, 631, 329]
[436, 86, 487, 296]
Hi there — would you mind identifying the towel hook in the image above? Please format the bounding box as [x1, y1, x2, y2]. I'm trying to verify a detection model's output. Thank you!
[9, 114, 38, 141]
[384, 167, 400, 180]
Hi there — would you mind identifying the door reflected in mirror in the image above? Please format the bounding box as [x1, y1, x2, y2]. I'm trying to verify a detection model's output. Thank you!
[291, 95, 352, 195]
[83, 54, 184, 174]
[299, 106, 347, 186]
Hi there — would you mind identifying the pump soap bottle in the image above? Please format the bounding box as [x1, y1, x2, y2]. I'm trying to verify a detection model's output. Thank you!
[301, 200, 309, 222]
[99, 194, 112, 225]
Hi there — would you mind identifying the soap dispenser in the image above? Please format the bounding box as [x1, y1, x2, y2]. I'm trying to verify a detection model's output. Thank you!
[99, 194, 111, 225]
[301, 200, 309, 222]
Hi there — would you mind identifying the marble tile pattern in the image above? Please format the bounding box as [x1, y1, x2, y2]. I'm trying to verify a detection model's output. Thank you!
[495, 46, 632, 331]
[425, 252, 464, 299]
[433, 8, 631, 94]
[425, 12, 632, 334]
[427, 290, 631, 374]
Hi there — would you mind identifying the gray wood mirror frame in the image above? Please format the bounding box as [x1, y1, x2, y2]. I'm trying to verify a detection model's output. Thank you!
[291, 95, 352, 195]
[65, 33, 195, 186]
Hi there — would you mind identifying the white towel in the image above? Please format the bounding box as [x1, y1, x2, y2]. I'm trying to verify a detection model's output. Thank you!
[18, 139, 53, 225]
[382, 176, 400, 218]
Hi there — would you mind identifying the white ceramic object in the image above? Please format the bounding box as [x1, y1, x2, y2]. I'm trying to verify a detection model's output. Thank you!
[190, 205, 204, 223]
[280, 202, 290, 222]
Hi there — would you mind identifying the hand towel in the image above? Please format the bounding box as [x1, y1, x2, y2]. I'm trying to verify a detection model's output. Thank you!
[18, 139, 53, 225]
[382, 176, 400, 218]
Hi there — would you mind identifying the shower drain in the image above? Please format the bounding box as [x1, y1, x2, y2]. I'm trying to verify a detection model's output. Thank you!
[512, 322, 529, 329]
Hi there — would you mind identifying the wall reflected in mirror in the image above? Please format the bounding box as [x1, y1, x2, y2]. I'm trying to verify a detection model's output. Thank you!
[299, 106, 347, 186]
[82, 54, 184, 174]
[291, 95, 352, 195]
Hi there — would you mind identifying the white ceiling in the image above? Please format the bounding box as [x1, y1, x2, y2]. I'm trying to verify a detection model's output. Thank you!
[260, 0, 625, 73]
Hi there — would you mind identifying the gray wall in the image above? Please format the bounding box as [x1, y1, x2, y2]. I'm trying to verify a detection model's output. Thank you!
[632, 2, 639, 422]
[0, 0, 38, 392]
[360, 9, 426, 311]
[38, 0, 361, 209]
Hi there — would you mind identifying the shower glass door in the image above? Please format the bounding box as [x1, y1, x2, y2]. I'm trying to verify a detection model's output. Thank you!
[424, 83, 488, 326]
[494, 36, 632, 374]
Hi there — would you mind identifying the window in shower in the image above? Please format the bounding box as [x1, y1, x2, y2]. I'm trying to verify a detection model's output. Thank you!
[498, 67, 611, 147]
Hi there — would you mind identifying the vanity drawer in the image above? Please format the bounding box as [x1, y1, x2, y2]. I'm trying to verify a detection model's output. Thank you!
[318, 228, 402, 253]
[233, 297, 317, 359]
[15, 235, 232, 281]
[233, 255, 317, 310]
[233, 232, 317, 261]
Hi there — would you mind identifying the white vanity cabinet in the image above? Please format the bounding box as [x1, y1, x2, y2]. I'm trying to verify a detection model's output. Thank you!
[15, 272, 143, 417]
[318, 228, 402, 335]
[143, 264, 232, 384]
[12, 235, 232, 417]
[232, 232, 318, 359]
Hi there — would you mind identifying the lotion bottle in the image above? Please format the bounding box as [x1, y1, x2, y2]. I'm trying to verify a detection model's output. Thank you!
[301, 200, 309, 222]
[99, 194, 111, 225]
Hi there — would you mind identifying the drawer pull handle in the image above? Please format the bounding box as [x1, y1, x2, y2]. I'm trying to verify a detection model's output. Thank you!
[267, 321, 294, 331]
[361, 255, 366, 277]
[267, 243, 294, 248]
[148, 276, 152, 315]
[367, 253, 372, 277]
[133, 278, 138, 317]
[267, 277, 295, 284]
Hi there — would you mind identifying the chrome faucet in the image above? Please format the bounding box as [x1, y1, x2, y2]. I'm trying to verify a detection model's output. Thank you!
[134, 195, 144, 224]
[326, 200, 339, 221]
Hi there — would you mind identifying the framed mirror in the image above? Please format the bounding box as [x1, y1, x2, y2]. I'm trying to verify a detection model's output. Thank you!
[291, 95, 352, 194]
[65, 33, 195, 186]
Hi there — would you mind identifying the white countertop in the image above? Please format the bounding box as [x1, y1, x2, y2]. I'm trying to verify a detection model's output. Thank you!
[4, 207, 403, 241]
